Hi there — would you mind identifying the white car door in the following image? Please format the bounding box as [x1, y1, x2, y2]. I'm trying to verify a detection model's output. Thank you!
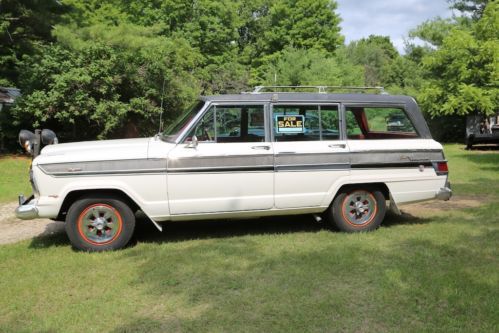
[272, 103, 350, 209]
[167, 104, 274, 215]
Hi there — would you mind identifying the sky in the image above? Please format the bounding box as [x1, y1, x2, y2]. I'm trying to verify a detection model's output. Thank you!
[336, 0, 455, 53]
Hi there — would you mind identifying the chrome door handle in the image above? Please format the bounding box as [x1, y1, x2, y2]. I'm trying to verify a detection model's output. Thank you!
[328, 143, 346, 148]
[251, 145, 271, 150]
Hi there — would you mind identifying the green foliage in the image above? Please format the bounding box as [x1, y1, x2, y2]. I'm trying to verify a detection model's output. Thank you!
[14, 36, 201, 140]
[448, 0, 491, 20]
[383, 57, 424, 96]
[409, 18, 457, 47]
[0, 0, 67, 85]
[258, 47, 363, 86]
[345, 35, 399, 86]
[261, 0, 343, 55]
[419, 1, 498, 117]
[16, 44, 139, 140]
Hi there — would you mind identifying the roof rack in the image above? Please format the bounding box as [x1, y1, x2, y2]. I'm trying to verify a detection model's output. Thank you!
[246, 85, 387, 94]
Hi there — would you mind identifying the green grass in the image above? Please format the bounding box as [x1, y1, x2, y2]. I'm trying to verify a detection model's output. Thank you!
[0, 155, 32, 203]
[0, 144, 498, 332]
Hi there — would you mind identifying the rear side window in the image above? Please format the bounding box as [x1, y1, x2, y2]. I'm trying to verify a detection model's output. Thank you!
[346, 107, 418, 140]
[273, 105, 339, 141]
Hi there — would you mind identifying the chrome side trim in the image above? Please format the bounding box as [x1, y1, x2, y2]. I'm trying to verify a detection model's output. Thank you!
[349, 149, 442, 154]
[350, 151, 443, 165]
[351, 162, 433, 169]
[48, 170, 167, 177]
[168, 155, 273, 170]
[168, 206, 327, 221]
[39, 159, 167, 176]
[168, 165, 274, 173]
[275, 163, 350, 172]
[275, 152, 350, 165]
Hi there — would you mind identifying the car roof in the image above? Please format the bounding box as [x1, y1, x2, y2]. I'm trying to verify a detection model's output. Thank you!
[200, 93, 415, 104]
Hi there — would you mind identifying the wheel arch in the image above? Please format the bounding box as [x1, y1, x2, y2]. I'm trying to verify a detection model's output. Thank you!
[57, 189, 140, 222]
[330, 182, 390, 204]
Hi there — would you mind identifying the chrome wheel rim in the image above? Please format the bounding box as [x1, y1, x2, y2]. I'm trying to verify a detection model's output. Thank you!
[78, 204, 122, 245]
[342, 191, 377, 226]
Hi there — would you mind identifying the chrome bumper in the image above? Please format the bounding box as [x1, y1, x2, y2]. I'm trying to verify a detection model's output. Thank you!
[15, 195, 39, 220]
[436, 183, 452, 201]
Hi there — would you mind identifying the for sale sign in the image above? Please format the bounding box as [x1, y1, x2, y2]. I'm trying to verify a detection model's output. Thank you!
[275, 115, 305, 133]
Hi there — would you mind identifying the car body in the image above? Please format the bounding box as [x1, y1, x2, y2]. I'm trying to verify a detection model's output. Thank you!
[16, 90, 452, 250]
[465, 113, 499, 149]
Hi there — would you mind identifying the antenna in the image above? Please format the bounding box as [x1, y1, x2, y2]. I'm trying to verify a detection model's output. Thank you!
[158, 76, 166, 133]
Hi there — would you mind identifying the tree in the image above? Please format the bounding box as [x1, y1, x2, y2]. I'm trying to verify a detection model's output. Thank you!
[261, 0, 343, 55]
[0, 0, 67, 86]
[419, 1, 498, 117]
[259, 47, 363, 87]
[14, 29, 201, 140]
[448, 0, 491, 20]
[409, 18, 457, 48]
[345, 35, 399, 86]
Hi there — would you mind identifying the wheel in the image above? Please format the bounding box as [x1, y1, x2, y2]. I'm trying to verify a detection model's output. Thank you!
[65, 195, 136, 251]
[329, 188, 386, 232]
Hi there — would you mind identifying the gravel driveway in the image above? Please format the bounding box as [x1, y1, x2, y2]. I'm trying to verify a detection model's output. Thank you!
[0, 201, 64, 245]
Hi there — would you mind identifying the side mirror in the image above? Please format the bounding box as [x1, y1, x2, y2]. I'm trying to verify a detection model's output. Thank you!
[186, 135, 198, 149]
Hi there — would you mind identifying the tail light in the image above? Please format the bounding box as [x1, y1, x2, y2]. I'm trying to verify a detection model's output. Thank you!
[433, 161, 449, 176]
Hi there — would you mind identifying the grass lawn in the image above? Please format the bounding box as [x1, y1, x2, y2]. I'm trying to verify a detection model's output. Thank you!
[0, 155, 32, 203]
[0, 144, 498, 332]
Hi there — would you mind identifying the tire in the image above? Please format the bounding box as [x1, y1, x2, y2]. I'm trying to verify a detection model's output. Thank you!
[328, 187, 386, 232]
[65, 195, 136, 251]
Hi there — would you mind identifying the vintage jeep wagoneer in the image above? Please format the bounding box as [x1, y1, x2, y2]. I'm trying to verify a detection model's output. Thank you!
[16, 86, 451, 251]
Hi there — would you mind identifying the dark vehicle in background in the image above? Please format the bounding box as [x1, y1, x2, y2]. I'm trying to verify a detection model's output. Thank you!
[465, 113, 499, 149]
[387, 113, 414, 132]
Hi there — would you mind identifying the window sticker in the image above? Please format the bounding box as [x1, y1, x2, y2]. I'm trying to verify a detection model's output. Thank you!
[275, 115, 305, 133]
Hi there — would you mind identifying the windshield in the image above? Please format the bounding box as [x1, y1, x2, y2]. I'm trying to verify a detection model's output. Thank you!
[161, 101, 205, 142]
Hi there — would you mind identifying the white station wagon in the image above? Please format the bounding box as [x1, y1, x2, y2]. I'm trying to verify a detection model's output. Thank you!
[16, 86, 451, 251]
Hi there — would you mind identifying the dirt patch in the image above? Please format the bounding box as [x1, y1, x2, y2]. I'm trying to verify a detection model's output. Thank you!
[0, 201, 64, 245]
[400, 195, 485, 217]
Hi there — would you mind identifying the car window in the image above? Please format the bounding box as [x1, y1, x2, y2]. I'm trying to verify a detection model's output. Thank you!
[185, 105, 265, 143]
[346, 107, 418, 139]
[162, 101, 205, 142]
[273, 105, 339, 141]
[189, 106, 216, 142]
[320, 105, 340, 140]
